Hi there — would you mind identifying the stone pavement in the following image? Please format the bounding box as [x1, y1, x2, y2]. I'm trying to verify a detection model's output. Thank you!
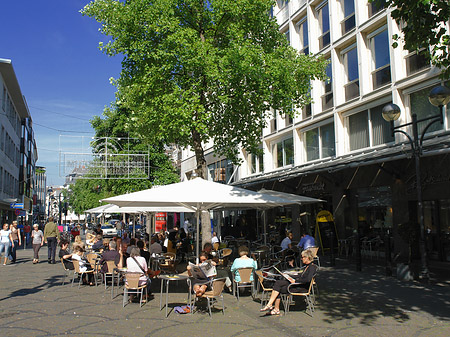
[0, 247, 449, 337]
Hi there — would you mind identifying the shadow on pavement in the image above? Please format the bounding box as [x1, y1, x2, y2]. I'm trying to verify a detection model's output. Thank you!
[0, 275, 62, 302]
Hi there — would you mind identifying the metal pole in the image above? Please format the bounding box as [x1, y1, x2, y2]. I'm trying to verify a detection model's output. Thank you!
[411, 114, 429, 280]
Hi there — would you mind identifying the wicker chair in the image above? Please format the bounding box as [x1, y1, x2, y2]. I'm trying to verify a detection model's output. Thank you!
[71, 259, 97, 288]
[60, 258, 74, 286]
[199, 278, 226, 317]
[122, 272, 148, 307]
[254, 270, 273, 308]
[232, 267, 255, 301]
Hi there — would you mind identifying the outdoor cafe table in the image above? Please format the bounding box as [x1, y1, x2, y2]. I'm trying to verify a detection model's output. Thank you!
[252, 249, 267, 268]
[158, 274, 190, 318]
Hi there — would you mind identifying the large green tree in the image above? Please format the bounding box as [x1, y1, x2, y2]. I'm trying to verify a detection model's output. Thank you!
[82, 0, 327, 178]
[377, 0, 450, 79]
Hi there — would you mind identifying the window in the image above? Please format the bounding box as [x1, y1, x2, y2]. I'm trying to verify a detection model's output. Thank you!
[369, 0, 385, 17]
[406, 51, 430, 75]
[273, 137, 294, 168]
[208, 159, 234, 183]
[284, 29, 290, 44]
[341, 0, 355, 34]
[305, 122, 335, 161]
[248, 148, 264, 174]
[270, 110, 277, 133]
[369, 27, 391, 89]
[410, 86, 443, 135]
[317, 1, 330, 50]
[342, 44, 359, 100]
[322, 58, 333, 110]
[348, 104, 394, 151]
[297, 17, 309, 54]
[284, 113, 293, 126]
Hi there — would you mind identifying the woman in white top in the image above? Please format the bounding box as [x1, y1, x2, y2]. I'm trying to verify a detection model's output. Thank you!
[0, 223, 14, 265]
[71, 246, 94, 285]
[126, 247, 149, 286]
[31, 224, 44, 263]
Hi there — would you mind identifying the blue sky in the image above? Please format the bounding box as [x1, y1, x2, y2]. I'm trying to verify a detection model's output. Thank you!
[0, 0, 122, 186]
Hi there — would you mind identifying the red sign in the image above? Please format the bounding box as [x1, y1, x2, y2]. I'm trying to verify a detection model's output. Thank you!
[155, 212, 167, 232]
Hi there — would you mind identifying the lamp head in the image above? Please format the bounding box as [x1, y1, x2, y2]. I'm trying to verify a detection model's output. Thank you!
[382, 103, 401, 122]
[429, 85, 450, 107]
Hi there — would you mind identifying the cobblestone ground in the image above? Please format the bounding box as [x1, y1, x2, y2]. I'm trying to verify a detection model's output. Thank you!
[0, 247, 449, 336]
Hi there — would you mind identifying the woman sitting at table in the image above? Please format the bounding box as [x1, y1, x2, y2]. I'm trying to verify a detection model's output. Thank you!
[72, 246, 95, 285]
[58, 240, 73, 270]
[260, 249, 317, 316]
[187, 251, 214, 297]
[72, 235, 85, 250]
[231, 245, 257, 283]
[126, 247, 150, 287]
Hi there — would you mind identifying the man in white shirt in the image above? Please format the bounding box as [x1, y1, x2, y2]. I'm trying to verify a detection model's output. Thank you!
[211, 231, 219, 245]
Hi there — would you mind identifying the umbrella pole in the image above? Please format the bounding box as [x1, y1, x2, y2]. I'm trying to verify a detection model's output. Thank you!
[196, 209, 200, 264]
[263, 210, 267, 246]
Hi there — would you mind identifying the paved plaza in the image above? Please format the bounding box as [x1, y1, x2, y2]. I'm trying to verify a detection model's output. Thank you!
[0, 247, 449, 337]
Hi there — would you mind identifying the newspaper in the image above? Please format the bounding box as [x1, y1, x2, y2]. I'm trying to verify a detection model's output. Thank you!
[273, 266, 296, 284]
[188, 260, 217, 279]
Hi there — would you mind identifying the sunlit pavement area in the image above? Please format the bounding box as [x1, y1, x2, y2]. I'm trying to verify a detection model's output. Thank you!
[0, 247, 449, 337]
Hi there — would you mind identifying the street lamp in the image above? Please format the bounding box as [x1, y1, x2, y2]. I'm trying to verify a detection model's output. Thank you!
[382, 85, 450, 281]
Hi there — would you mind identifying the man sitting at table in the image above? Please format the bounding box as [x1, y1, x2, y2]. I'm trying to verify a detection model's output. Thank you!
[149, 235, 163, 255]
[187, 252, 214, 297]
[92, 234, 104, 252]
[137, 240, 150, 264]
[99, 240, 123, 273]
[298, 232, 316, 250]
[281, 232, 293, 251]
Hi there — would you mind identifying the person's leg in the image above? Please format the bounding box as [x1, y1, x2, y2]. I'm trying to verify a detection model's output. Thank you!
[33, 244, 38, 260]
[47, 238, 52, 262]
[10, 240, 17, 262]
[4, 243, 11, 265]
[49, 237, 57, 263]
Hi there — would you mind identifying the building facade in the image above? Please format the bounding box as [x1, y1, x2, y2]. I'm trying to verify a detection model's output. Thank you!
[33, 166, 47, 224]
[180, 1, 450, 263]
[0, 58, 38, 225]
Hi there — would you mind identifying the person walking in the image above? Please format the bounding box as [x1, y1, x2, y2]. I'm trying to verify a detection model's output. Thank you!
[23, 223, 31, 248]
[31, 224, 44, 263]
[9, 221, 21, 263]
[0, 223, 14, 265]
[43, 217, 60, 264]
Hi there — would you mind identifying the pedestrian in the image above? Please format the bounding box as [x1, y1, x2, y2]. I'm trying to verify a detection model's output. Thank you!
[43, 216, 60, 264]
[31, 224, 44, 263]
[9, 221, 21, 263]
[23, 223, 31, 248]
[0, 223, 13, 265]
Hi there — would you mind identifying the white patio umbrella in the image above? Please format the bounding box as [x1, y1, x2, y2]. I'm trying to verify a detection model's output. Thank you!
[102, 177, 314, 258]
[84, 204, 114, 213]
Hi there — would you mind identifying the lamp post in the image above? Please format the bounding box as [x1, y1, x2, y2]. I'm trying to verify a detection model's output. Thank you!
[382, 85, 450, 281]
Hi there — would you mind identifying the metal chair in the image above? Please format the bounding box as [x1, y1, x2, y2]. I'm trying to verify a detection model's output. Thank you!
[281, 276, 316, 316]
[307, 247, 320, 267]
[232, 267, 255, 301]
[159, 252, 177, 274]
[103, 260, 117, 289]
[122, 272, 148, 307]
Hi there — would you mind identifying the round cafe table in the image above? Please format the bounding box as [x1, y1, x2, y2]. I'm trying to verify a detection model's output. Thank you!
[158, 274, 190, 318]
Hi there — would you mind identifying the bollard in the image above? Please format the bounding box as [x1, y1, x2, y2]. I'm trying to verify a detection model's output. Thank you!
[354, 229, 362, 272]
[385, 229, 392, 276]
[330, 231, 335, 266]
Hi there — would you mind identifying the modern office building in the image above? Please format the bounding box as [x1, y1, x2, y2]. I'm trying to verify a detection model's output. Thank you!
[0, 58, 38, 224]
[180, 1, 450, 263]
[33, 166, 47, 223]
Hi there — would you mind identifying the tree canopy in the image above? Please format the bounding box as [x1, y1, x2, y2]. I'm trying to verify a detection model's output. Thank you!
[82, 0, 327, 177]
[378, 0, 450, 79]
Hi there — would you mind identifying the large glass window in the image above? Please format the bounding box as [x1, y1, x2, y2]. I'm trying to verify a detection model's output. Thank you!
[348, 104, 394, 151]
[406, 51, 430, 76]
[248, 147, 264, 175]
[370, 27, 391, 89]
[208, 159, 234, 183]
[298, 17, 309, 54]
[342, 44, 359, 100]
[410, 86, 443, 134]
[322, 58, 333, 110]
[305, 122, 335, 161]
[369, 0, 385, 17]
[341, 0, 355, 34]
[284, 29, 290, 44]
[317, 2, 330, 50]
[273, 137, 294, 168]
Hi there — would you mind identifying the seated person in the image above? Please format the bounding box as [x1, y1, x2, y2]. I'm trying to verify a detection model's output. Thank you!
[122, 232, 130, 245]
[99, 240, 123, 273]
[280, 232, 293, 251]
[72, 235, 85, 250]
[230, 245, 257, 283]
[71, 246, 95, 285]
[127, 238, 137, 255]
[211, 231, 219, 245]
[137, 240, 150, 264]
[260, 249, 317, 316]
[126, 247, 150, 287]
[149, 235, 163, 255]
[58, 240, 73, 270]
[91, 234, 104, 252]
[203, 242, 219, 262]
[187, 252, 214, 297]
[298, 233, 316, 250]
[120, 242, 129, 266]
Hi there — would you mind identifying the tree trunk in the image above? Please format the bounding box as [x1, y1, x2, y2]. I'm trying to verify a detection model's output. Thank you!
[201, 210, 212, 247]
